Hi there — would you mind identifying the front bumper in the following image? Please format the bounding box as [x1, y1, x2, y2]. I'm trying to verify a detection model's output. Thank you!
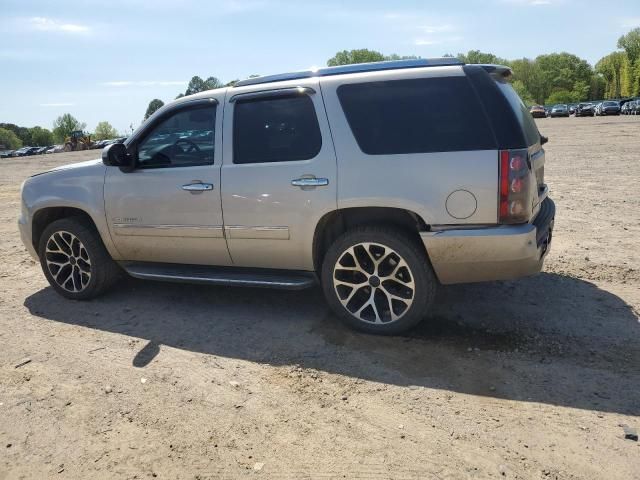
[421, 198, 555, 284]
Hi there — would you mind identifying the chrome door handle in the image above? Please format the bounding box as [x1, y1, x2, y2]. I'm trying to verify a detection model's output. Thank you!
[182, 182, 213, 192]
[291, 177, 329, 187]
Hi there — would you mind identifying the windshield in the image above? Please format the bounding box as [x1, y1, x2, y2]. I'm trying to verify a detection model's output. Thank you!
[603, 101, 618, 107]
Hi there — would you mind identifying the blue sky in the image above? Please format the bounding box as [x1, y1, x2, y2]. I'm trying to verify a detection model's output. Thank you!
[1, 0, 639, 135]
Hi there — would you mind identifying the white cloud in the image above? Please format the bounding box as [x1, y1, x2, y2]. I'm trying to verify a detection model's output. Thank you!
[29, 17, 90, 34]
[414, 36, 464, 46]
[40, 103, 75, 107]
[420, 24, 455, 34]
[414, 39, 440, 46]
[100, 81, 187, 87]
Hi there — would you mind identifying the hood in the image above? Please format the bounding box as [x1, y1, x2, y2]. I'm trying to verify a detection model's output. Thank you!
[30, 158, 103, 178]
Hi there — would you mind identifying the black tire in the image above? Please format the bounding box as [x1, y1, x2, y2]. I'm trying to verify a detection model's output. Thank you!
[321, 225, 437, 335]
[38, 217, 121, 300]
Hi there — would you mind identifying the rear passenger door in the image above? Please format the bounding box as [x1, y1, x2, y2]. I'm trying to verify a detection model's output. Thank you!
[221, 80, 337, 271]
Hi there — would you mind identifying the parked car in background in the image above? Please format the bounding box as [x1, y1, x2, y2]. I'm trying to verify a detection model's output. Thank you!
[12, 146, 39, 157]
[529, 105, 546, 118]
[25, 147, 41, 156]
[46, 145, 64, 154]
[598, 100, 621, 116]
[18, 58, 554, 335]
[574, 103, 594, 117]
[631, 100, 640, 115]
[34, 146, 50, 155]
[621, 102, 630, 114]
[549, 104, 570, 117]
[0, 149, 14, 158]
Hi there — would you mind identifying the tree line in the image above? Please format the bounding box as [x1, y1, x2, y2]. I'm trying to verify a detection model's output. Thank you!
[0, 115, 120, 150]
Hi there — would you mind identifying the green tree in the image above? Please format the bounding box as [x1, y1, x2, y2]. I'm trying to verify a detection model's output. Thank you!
[94, 121, 118, 141]
[52, 113, 86, 143]
[0, 128, 22, 149]
[617, 28, 640, 65]
[546, 90, 575, 104]
[596, 52, 626, 98]
[535, 52, 593, 103]
[0, 123, 31, 145]
[183, 76, 224, 96]
[512, 80, 535, 105]
[510, 58, 546, 104]
[29, 126, 54, 146]
[327, 49, 417, 66]
[457, 50, 508, 65]
[327, 49, 386, 66]
[144, 99, 165, 120]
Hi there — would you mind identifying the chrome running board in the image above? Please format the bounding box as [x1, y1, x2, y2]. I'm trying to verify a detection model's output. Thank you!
[121, 262, 317, 290]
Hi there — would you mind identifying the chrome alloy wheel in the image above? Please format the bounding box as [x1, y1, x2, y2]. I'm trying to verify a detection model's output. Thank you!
[45, 230, 92, 293]
[332, 242, 415, 324]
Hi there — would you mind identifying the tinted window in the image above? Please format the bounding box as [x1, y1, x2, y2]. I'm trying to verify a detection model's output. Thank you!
[337, 77, 496, 155]
[233, 95, 321, 164]
[137, 105, 216, 168]
[495, 80, 542, 146]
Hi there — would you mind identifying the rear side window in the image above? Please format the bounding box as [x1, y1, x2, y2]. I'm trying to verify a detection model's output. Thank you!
[337, 77, 496, 155]
[493, 80, 541, 146]
[233, 95, 322, 164]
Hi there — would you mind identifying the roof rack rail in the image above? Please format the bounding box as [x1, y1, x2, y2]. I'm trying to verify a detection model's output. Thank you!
[233, 58, 464, 87]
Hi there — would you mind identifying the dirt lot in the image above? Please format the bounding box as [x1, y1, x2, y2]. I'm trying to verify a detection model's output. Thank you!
[1, 116, 639, 479]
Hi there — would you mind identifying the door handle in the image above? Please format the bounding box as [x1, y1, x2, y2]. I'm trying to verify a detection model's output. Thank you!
[291, 177, 329, 188]
[182, 182, 214, 192]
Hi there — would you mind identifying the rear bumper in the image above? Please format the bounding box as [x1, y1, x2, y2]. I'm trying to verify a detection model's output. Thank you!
[421, 198, 555, 284]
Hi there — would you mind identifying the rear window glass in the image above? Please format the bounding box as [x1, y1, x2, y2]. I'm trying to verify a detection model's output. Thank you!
[337, 77, 497, 155]
[233, 95, 321, 164]
[494, 80, 541, 146]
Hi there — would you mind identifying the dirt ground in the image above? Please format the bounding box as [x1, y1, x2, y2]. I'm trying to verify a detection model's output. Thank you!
[1, 116, 639, 479]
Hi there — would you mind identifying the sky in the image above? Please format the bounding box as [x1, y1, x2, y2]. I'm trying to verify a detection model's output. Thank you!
[1, 0, 639, 135]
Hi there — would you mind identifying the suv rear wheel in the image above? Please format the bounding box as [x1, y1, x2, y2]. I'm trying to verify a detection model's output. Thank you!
[38, 217, 120, 300]
[321, 226, 436, 335]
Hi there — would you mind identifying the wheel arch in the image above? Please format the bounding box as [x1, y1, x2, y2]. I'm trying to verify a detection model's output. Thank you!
[312, 207, 429, 274]
[32, 207, 98, 253]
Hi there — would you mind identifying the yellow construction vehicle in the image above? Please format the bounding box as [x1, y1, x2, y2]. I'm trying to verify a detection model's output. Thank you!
[64, 130, 93, 152]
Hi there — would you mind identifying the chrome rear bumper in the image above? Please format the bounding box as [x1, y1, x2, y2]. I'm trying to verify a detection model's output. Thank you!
[421, 198, 555, 284]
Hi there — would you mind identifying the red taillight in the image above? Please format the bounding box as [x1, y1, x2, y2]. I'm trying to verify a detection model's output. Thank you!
[499, 150, 510, 219]
[499, 149, 531, 224]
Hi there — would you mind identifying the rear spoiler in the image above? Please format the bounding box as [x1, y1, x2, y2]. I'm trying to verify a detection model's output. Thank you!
[477, 64, 513, 80]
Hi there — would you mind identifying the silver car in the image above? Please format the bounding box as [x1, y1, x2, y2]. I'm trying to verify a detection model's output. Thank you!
[19, 58, 555, 334]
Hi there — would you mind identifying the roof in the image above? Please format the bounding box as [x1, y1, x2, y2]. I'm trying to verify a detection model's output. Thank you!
[234, 58, 465, 88]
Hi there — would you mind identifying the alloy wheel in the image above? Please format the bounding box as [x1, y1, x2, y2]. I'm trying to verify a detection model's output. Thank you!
[332, 242, 415, 324]
[45, 230, 92, 293]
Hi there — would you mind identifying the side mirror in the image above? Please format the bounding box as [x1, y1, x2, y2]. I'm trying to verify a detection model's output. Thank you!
[102, 143, 134, 172]
[540, 135, 548, 145]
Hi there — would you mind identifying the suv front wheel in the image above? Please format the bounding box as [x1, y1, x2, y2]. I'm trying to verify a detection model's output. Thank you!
[321, 226, 437, 335]
[38, 217, 120, 300]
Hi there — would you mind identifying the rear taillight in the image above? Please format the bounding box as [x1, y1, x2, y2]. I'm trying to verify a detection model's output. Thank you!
[499, 149, 531, 224]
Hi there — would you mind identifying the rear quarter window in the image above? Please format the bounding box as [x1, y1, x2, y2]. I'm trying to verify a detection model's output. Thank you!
[337, 77, 497, 155]
[493, 80, 541, 147]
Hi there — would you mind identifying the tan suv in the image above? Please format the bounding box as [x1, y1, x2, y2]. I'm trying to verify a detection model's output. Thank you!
[19, 58, 555, 334]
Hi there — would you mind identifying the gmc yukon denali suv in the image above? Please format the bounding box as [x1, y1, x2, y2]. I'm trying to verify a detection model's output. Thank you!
[19, 58, 555, 334]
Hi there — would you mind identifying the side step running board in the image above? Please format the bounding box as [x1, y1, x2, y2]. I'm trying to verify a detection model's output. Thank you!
[121, 262, 317, 290]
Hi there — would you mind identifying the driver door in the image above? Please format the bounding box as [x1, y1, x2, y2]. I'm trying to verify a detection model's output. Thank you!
[104, 98, 232, 266]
